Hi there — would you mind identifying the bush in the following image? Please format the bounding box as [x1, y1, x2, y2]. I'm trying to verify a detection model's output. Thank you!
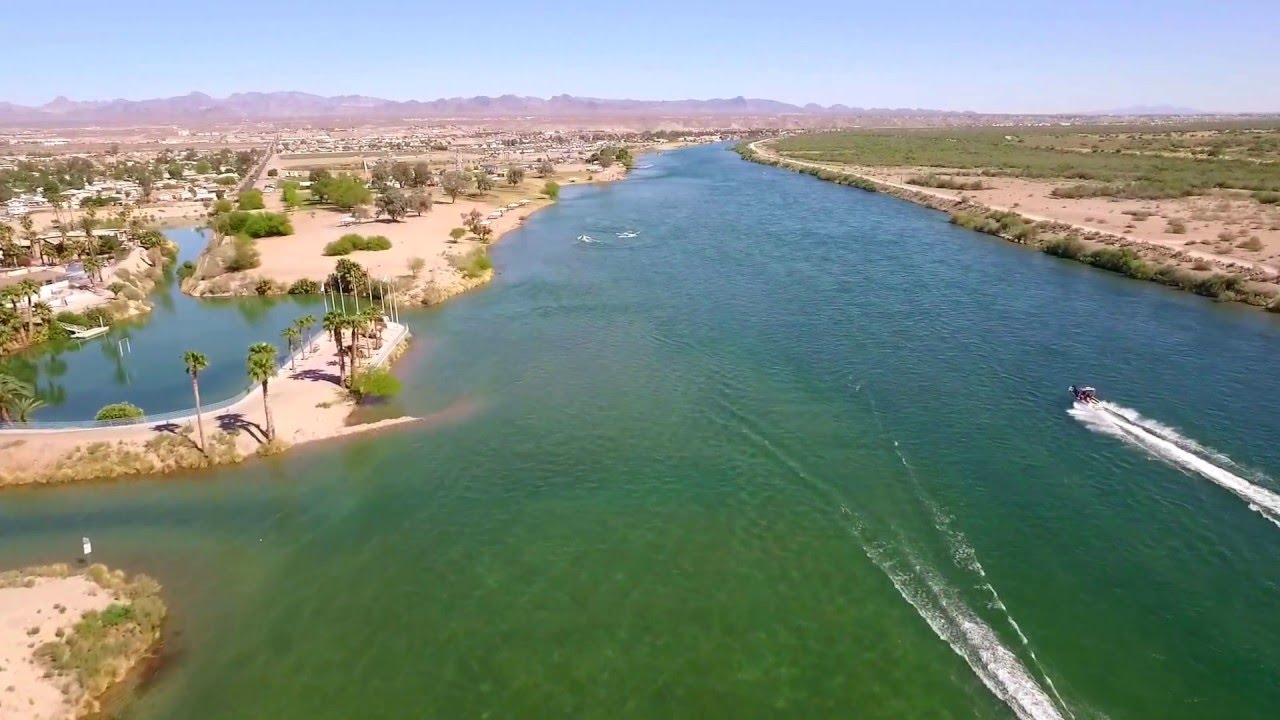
[1042, 236, 1086, 259]
[906, 174, 985, 191]
[237, 189, 265, 210]
[226, 235, 261, 272]
[95, 403, 143, 421]
[1238, 236, 1264, 251]
[449, 227, 467, 242]
[544, 181, 560, 200]
[176, 261, 196, 280]
[215, 210, 293, 238]
[288, 278, 320, 294]
[449, 248, 493, 279]
[323, 233, 393, 256]
[349, 368, 402, 401]
[1253, 191, 1280, 205]
[254, 278, 275, 295]
[1084, 247, 1154, 280]
[1165, 219, 1187, 234]
[1190, 273, 1244, 299]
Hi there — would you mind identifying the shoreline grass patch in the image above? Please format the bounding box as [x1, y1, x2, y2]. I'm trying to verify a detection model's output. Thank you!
[323, 234, 392, 256]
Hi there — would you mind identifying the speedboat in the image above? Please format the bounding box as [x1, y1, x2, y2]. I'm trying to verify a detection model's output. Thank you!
[616, 231, 638, 238]
[577, 234, 594, 243]
[1069, 385, 1099, 405]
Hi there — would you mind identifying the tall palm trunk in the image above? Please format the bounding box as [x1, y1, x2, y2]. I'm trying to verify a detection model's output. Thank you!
[0, 406, 11, 424]
[261, 379, 275, 440]
[333, 328, 347, 386]
[191, 374, 206, 452]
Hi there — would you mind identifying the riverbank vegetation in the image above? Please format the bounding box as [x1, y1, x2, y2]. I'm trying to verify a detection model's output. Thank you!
[449, 248, 493, 279]
[771, 125, 1280, 199]
[736, 141, 1280, 313]
[907, 174, 987, 191]
[0, 563, 166, 720]
[31, 565, 166, 718]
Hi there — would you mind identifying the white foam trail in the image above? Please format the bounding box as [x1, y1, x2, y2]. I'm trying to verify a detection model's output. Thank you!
[890, 441, 1075, 717]
[1070, 403, 1280, 525]
[855, 538, 1068, 720]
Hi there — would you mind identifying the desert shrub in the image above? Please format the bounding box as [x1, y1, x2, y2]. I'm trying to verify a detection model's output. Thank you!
[288, 278, 320, 294]
[176, 260, 196, 280]
[449, 248, 493, 279]
[349, 368, 402, 401]
[95, 402, 143, 421]
[1253, 191, 1280, 205]
[254, 278, 275, 295]
[226, 235, 261, 272]
[1042, 236, 1086, 259]
[1238, 236, 1264, 251]
[323, 234, 393, 256]
[1165, 219, 1188, 234]
[120, 286, 145, 301]
[1190, 273, 1244, 299]
[906, 174, 985, 191]
[1084, 247, 1154, 280]
[544, 181, 560, 200]
[1217, 230, 1236, 242]
[449, 227, 467, 242]
[1122, 209, 1154, 220]
[83, 307, 113, 327]
[1192, 260, 1213, 271]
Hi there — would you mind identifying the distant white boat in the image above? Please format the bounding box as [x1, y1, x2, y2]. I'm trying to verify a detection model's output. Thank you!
[616, 231, 639, 239]
[577, 234, 595, 243]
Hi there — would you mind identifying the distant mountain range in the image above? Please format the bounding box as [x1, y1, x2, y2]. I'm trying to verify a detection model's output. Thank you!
[0, 92, 961, 125]
[0, 92, 1237, 126]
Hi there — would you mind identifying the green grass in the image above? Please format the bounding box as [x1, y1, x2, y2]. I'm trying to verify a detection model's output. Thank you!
[772, 128, 1280, 194]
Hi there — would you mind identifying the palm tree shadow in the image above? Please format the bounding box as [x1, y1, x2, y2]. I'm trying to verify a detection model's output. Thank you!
[290, 368, 341, 385]
[214, 412, 266, 444]
[149, 421, 203, 451]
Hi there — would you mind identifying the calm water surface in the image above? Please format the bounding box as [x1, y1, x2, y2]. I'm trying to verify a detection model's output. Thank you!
[3, 145, 1280, 719]
[2, 229, 324, 421]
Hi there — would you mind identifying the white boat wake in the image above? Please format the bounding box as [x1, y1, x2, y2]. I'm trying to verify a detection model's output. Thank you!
[576, 234, 596, 243]
[1070, 401, 1280, 526]
[616, 230, 639, 238]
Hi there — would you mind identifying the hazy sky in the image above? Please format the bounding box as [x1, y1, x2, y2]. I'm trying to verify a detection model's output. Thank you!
[3, 0, 1277, 113]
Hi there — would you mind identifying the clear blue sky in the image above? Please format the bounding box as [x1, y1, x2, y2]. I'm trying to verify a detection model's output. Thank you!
[3, 0, 1277, 113]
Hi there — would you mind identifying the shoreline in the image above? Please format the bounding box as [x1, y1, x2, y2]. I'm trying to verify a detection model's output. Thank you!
[738, 141, 1280, 312]
[0, 319, 414, 487]
[0, 564, 166, 720]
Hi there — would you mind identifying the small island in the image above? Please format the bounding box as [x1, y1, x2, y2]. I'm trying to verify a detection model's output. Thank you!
[0, 564, 165, 720]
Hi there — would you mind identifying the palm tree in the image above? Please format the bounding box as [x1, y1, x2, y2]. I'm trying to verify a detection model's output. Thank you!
[16, 279, 39, 340]
[10, 396, 45, 422]
[322, 310, 347, 387]
[83, 256, 103, 285]
[295, 314, 317, 357]
[0, 372, 35, 425]
[183, 351, 209, 452]
[247, 342, 278, 441]
[281, 326, 301, 370]
[345, 313, 368, 383]
[18, 215, 42, 266]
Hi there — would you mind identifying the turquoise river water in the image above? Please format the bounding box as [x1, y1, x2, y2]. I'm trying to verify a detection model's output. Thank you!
[3, 144, 1280, 719]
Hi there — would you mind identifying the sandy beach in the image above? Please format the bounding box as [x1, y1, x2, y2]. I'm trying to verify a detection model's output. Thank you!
[0, 576, 109, 720]
[184, 162, 626, 302]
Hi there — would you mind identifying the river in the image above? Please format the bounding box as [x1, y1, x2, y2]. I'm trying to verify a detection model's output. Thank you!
[3, 143, 1279, 719]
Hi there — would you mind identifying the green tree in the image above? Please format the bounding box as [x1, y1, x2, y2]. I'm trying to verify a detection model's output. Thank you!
[440, 170, 471, 203]
[538, 159, 556, 177]
[183, 350, 209, 452]
[409, 189, 432, 216]
[194, 159, 212, 174]
[309, 169, 333, 185]
[322, 310, 348, 387]
[0, 373, 35, 424]
[449, 227, 466, 242]
[325, 176, 373, 209]
[408, 256, 426, 278]
[281, 182, 302, 210]
[9, 395, 45, 422]
[294, 314, 316, 359]
[247, 342, 277, 440]
[506, 165, 525, 186]
[237, 189, 265, 210]
[543, 180, 560, 200]
[411, 162, 433, 187]
[281, 326, 301, 370]
[266, 168, 279, 178]
[473, 170, 494, 193]
[166, 163, 184, 180]
[391, 162, 414, 187]
[375, 188, 409, 222]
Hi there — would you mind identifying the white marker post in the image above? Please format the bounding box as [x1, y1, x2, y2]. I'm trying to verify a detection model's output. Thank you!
[81, 536, 92, 560]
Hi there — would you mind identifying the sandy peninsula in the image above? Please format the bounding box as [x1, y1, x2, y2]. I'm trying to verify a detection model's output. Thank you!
[0, 565, 164, 720]
[184, 162, 626, 305]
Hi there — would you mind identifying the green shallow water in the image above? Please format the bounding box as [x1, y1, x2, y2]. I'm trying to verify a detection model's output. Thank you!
[4, 144, 1280, 719]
